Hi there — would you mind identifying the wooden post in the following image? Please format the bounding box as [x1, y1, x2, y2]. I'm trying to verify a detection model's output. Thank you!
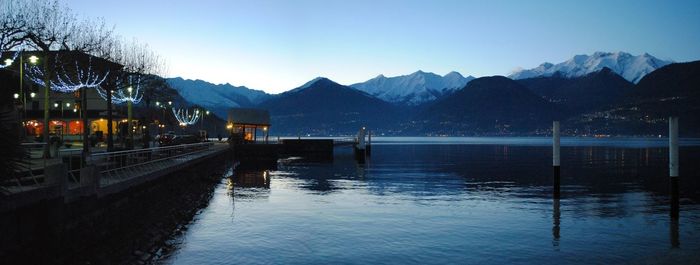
[553, 121, 561, 198]
[669, 117, 679, 218]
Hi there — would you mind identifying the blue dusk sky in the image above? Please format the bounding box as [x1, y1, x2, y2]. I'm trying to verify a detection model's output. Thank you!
[66, 0, 700, 93]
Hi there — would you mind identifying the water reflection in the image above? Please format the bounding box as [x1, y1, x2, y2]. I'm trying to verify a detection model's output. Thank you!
[275, 145, 700, 204]
[227, 170, 272, 200]
[552, 199, 561, 248]
[160, 141, 700, 265]
[670, 216, 680, 248]
[232, 170, 271, 189]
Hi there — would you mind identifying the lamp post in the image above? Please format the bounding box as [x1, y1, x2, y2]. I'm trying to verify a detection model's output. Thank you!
[57, 100, 64, 118]
[38, 53, 52, 157]
[5, 54, 38, 139]
[263, 126, 268, 144]
[127, 86, 134, 149]
[22, 55, 39, 120]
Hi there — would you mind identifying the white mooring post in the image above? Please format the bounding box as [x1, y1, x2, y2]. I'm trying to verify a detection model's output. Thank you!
[669, 117, 679, 218]
[553, 121, 561, 198]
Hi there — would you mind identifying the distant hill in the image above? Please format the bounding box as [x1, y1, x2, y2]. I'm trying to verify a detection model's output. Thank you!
[351, 70, 474, 105]
[411, 76, 560, 135]
[166, 77, 270, 118]
[258, 77, 400, 135]
[634, 61, 700, 100]
[509, 52, 671, 83]
[517, 68, 634, 114]
[566, 61, 700, 136]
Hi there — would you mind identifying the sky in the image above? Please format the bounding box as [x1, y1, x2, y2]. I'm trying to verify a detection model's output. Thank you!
[65, 0, 700, 93]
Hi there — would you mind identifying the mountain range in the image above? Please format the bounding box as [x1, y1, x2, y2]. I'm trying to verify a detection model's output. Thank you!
[166, 77, 270, 118]
[509, 51, 672, 83]
[350, 71, 475, 105]
[161, 51, 700, 136]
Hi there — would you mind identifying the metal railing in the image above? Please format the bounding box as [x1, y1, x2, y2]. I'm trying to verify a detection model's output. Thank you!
[334, 138, 357, 146]
[89, 142, 215, 185]
[14, 143, 48, 186]
[58, 148, 83, 184]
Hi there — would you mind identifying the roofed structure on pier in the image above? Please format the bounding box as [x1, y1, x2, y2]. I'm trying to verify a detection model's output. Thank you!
[227, 108, 270, 142]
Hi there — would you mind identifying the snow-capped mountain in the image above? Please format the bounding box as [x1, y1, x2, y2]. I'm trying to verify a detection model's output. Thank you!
[509, 52, 672, 83]
[166, 77, 271, 118]
[351, 71, 475, 105]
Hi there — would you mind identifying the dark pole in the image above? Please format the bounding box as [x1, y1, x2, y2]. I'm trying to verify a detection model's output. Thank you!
[553, 121, 561, 199]
[42, 52, 51, 158]
[106, 82, 114, 151]
[20, 51, 25, 124]
[81, 87, 89, 163]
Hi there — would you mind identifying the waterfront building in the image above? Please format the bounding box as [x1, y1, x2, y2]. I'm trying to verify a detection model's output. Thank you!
[226, 108, 271, 143]
[0, 50, 142, 144]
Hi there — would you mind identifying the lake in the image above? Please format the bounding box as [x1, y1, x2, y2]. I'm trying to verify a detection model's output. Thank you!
[158, 137, 700, 264]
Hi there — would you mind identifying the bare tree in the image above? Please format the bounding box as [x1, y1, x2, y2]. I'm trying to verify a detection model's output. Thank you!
[98, 38, 166, 149]
[0, 0, 28, 52]
[17, 0, 115, 156]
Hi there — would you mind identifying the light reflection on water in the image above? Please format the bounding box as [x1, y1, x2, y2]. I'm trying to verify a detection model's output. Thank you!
[160, 138, 700, 265]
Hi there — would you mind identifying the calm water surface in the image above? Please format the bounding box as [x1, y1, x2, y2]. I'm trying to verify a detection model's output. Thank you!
[160, 137, 700, 264]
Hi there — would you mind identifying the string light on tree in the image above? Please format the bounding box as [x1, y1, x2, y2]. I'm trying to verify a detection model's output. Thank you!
[26, 56, 110, 93]
[96, 75, 143, 104]
[0, 51, 19, 69]
[172, 108, 201, 126]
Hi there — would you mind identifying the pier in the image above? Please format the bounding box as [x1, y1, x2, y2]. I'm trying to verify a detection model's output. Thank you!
[229, 129, 372, 166]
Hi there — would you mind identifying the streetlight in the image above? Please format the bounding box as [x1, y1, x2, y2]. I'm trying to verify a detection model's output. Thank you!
[263, 126, 269, 143]
[4, 58, 13, 66]
[126, 86, 134, 148]
[13, 93, 19, 99]
[28, 55, 39, 64]
[55, 101, 64, 118]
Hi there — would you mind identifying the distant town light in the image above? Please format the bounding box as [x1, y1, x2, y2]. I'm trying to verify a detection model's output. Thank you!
[13, 93, 19, 99]
[127, 86, 133, 93]
[65, 102, 71, 107]
[28, 55, 39, 64]
[156, 101, 160, 106]
[30, 92, 36, 98]
[4, 58, 13, 66]
[205, 110, 210, 115]
[73, 108, 77, 113]
[53, 102, 59, 108]
[168, 101, 172, 105]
